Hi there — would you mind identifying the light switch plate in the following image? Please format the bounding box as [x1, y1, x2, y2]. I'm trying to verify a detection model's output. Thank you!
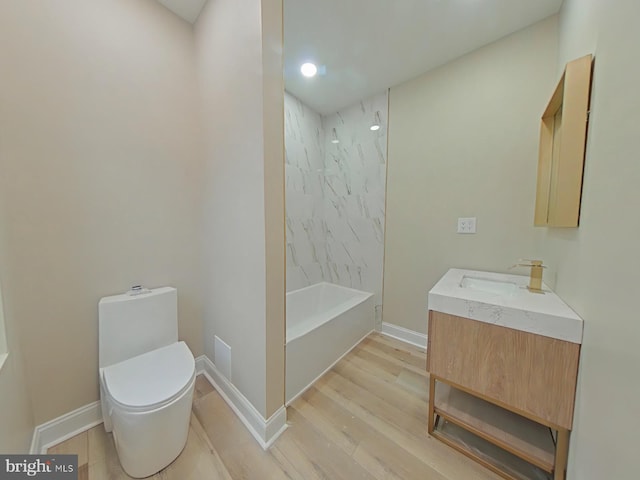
[457, 217, 477, 234]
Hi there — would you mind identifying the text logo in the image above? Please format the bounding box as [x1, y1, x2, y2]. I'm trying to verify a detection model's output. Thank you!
[0, 455, 77, 480]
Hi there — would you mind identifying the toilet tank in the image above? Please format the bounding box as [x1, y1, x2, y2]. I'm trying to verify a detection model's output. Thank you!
[99, 287, 178, 368]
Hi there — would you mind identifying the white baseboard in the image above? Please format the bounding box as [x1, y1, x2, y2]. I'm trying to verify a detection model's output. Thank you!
[30, 401, 103, 454]
[28, 355, 286, 454]
[196, 355, 287, 450]
[195, 355, 208, 376]
[381, 322, 427, 350]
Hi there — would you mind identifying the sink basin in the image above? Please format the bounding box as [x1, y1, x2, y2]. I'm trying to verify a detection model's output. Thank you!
[460, 275, 519, 296]
[428, 268, 584, 344]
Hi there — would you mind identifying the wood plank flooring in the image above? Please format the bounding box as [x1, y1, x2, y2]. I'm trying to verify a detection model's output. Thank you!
[49, 333, 500, 479]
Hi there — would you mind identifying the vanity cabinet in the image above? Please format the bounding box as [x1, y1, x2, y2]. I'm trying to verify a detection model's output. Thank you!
[427, 311, 580, 480]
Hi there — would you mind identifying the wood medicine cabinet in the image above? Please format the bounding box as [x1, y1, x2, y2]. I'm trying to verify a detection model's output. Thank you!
[534, 54, 593, 227]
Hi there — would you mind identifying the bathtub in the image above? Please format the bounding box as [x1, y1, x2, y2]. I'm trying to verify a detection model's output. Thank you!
[286, 282, 374, 404]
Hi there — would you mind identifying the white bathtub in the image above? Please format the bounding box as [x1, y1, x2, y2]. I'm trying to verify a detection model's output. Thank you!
[286, 282, 374, 404]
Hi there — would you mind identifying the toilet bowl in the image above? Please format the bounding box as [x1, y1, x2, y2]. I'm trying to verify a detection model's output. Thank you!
[98, 287, 195, 478]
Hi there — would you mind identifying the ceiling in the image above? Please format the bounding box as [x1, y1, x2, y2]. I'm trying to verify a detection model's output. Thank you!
[159, 0, 563, 116]
[157, 0, 207, 23]
[285, 0, 563, 115]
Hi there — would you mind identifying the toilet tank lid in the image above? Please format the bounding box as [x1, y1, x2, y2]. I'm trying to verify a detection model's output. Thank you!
[102, 341, 194, 409]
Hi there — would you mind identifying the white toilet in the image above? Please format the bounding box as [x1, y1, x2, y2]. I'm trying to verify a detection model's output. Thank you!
[98, 286, 195, 478]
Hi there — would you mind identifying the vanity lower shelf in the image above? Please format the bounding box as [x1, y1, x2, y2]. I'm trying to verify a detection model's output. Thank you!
[432, 378, 555, 479]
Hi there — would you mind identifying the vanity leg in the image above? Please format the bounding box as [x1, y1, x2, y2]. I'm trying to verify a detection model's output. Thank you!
[428, 375, 436, 434]
[554, 428, 570, 480]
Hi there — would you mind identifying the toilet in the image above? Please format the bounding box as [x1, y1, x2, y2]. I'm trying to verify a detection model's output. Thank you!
[98, 286, 195, 478]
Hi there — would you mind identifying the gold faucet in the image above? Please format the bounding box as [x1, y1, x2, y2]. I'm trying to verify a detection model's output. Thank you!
[511, 259, 546, 293]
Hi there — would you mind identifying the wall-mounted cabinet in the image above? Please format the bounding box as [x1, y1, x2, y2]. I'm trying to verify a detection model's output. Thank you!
[534, 54, 593, 227]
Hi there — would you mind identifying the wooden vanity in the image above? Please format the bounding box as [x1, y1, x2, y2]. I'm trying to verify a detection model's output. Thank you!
[427, 269, 583, 480]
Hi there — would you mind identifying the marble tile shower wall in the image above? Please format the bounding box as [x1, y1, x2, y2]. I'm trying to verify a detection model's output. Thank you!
[322, 92, 388, 307]
[285, 92, 326, 290]
[284, 90, 388, 310]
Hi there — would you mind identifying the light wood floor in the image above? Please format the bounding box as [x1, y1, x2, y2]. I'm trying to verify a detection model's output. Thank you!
[49, 333, 500, 479]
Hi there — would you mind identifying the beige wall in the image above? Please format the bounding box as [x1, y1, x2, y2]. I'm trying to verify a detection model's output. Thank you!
[0, 193, 34, 452]
[0, 0, 204, 424]
[195, 0, 285, 418]
[383, 17, 558, 333]
[538, 1, 640, 478]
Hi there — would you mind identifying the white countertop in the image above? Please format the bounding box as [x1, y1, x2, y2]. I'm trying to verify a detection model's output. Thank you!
[428, 269, 584, 344]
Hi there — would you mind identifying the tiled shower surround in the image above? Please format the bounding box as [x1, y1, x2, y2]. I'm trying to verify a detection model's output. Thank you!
[284, 93, 326, 287]
[285, 91, 388, 308]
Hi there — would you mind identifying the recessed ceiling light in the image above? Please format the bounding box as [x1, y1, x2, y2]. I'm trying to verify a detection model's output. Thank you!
[330, 128, 339, 144]
[301, 62, 318, 78]
[370, 111, 382, 131]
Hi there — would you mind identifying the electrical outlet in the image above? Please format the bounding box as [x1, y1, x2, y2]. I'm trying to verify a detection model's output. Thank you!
[457, 217, 477, 234]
